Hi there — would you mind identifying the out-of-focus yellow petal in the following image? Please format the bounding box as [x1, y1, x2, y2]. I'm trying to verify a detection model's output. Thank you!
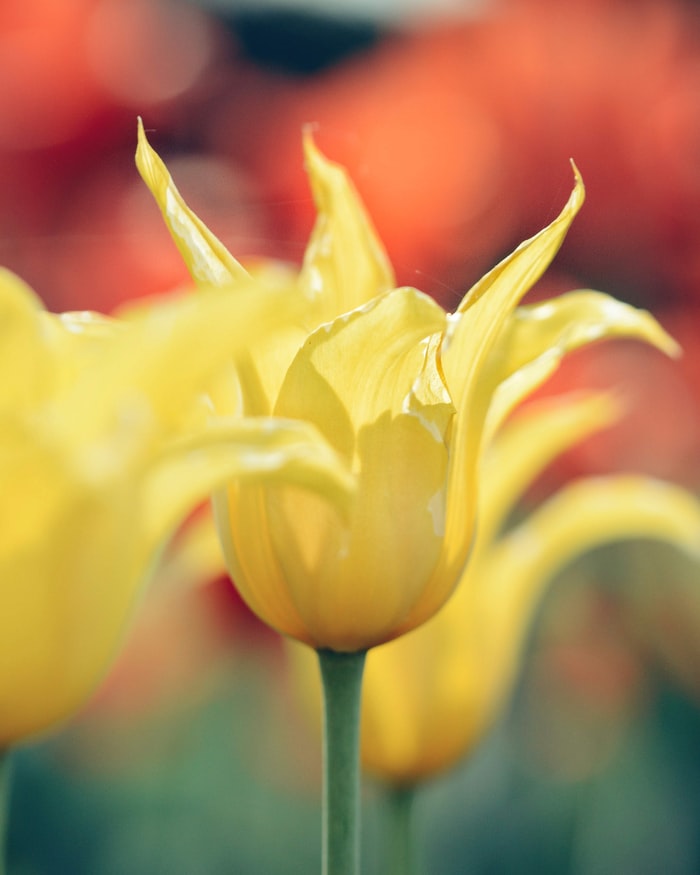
[299, 133, 395, 322]
[478, 476, 700, 707]
[144, 416, 355, 553]
[135, 118, 248, 286]
[0, 268, 52, 411]
[480, 392, 621, 545]
[58, 282, 301, 448]
[0, 428, 143, 745]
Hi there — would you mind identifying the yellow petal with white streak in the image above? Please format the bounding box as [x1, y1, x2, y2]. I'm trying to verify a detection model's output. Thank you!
[135, 118, 248, 286]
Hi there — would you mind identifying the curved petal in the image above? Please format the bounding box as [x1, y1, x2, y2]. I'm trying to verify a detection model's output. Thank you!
[143, 416, 356, 553]
[136, 118, 249, 286]
[416, 168, 585, 633]
[476, 476, 700, 707]
[481, 293, 678, 443]
[492, 289, 679, 387]
[479, 392, 621, 546]
[275, 286, 448, 459]
[299, 133, 395, 322]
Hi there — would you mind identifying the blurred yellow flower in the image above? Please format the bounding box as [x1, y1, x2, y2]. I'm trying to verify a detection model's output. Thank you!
[360, 393, 700, 785]
[137, 121, 678, 653]
[0, 268, 350, 746]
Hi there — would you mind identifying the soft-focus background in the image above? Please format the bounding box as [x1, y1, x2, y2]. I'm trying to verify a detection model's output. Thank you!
[5, 0, 700, 872]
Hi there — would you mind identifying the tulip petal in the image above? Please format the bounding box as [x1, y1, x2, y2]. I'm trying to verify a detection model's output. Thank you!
[60, 282, 300, 446]
[263, 409, 449, 650]
[493, 289, 679, 389]
[144, 417, 356, 552]
[406, 170, 585, 631]
[299, 133, 395, 321]
[136, 118, 248, 286]
[478, 476, 700, 695]
[481, 292, 678, 443]
[0, 268, 52, 411]
[0, 427, 142, 744]
[275, 286, 447, 458]
[480, 392, 620, 545]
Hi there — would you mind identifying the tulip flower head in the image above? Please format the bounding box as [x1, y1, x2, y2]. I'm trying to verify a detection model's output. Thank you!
[137, 121, 679, 653]
[0, 267, 348, 746]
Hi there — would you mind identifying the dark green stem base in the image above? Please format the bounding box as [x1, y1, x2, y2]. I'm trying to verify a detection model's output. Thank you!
[317, 649, 366, 875]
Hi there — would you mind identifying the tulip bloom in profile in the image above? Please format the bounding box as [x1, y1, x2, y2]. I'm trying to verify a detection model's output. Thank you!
[0, 268, 350, 747]
[360, 392, 700, 785]
[137, 121, 678, 654]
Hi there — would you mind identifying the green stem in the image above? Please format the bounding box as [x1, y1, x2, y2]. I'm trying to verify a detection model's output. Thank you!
[386, 784, 418, 875]
[0, 752, 11, 875]
[317, 649, 366, 875]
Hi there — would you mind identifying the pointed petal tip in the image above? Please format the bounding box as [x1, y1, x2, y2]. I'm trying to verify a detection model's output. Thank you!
[568, 159, 586, 211]
[302, 124, 329, 169]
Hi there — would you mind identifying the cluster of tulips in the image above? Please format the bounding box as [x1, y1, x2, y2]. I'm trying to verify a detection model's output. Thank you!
[1, 120, 699, 875]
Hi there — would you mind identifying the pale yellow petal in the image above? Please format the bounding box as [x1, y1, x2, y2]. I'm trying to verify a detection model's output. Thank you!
[136, 118, 248, 286]
[214, 291, 450, 650]
[0, 430, 144, 744]
[274, 287, 447, 460]
[477, 476, 700, 706]
[495, 290, 679, 384]
[0, 268, 52, 411]
[479, 392, 621, 546]
[59, 282, 301, 447]
[299, 133, 395, 322]
[481, 292, 678, 443]
[265, 410, 449, 650]
[144, 416, 356, 553]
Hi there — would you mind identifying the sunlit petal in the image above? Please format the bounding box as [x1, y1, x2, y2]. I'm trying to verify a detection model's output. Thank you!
[299, 133, 395, 321]
[136, 118, 248, 286]
[420, 169, 585, 630]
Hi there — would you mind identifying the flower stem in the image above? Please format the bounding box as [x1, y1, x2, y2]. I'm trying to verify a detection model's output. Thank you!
[317, 649, 366, 875]
[0, 752, 11, 875]
[386, 784, 419, 875]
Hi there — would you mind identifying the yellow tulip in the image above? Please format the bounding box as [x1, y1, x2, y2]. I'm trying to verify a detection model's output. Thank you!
[359, 393, 700, 785]
[0, 268, 351, 746]
[137, 121, 679, 653]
